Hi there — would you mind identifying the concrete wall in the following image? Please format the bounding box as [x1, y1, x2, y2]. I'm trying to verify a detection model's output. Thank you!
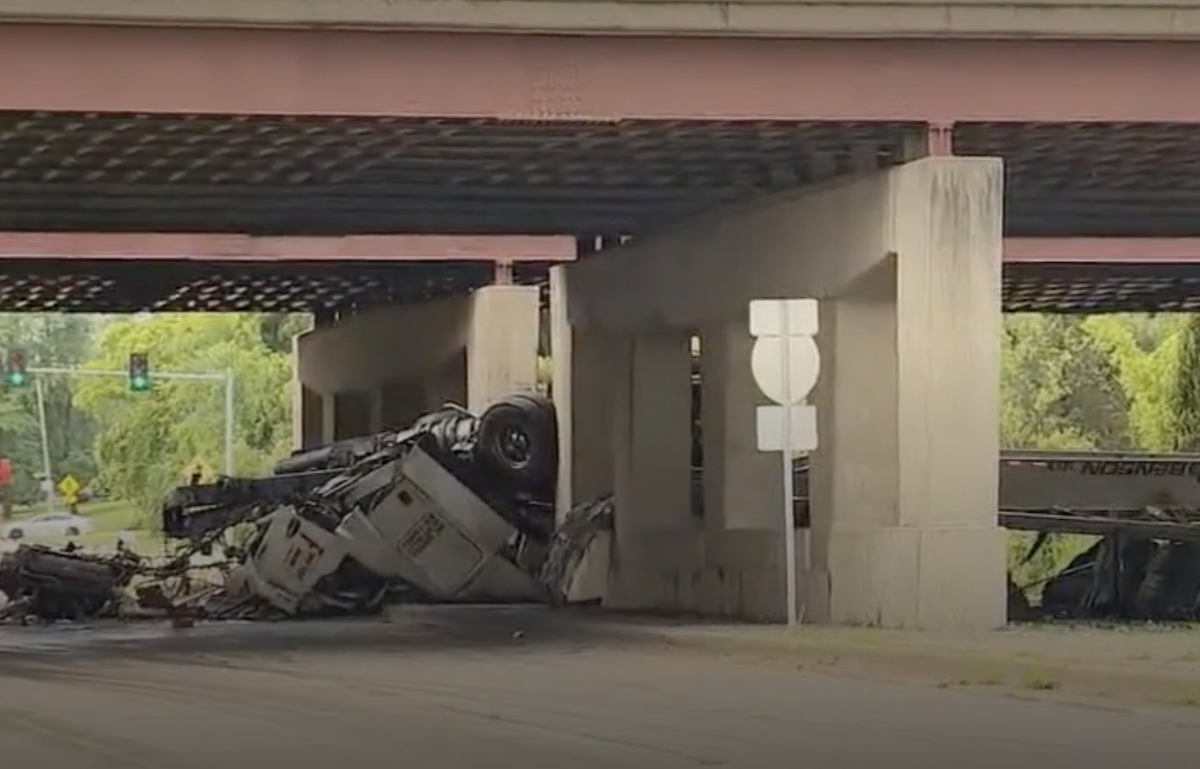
[9, 0, 1199, 40]
[294, 285, 539, 448]
[554, 157, 1007, 630]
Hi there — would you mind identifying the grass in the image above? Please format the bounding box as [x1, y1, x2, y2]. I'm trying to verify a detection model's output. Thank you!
[3, 498, 158, 552]
[1021, 670, 1061, 691]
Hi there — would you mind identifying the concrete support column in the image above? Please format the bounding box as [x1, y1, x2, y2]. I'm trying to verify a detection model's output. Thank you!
[807, 157, 1006, 631]
[615, 328, 694, 533]
[696, 318, 800, 621]
[605, 325, 696, 609]
[550, 267, 613, 516]
[424, 353, 467, 411]
[379, 381, 426, 431]
[295, 386, 323, 450]
[466, 285, 539, 412]
[699, 319, 783, 531]
[320, 394, 336, 446]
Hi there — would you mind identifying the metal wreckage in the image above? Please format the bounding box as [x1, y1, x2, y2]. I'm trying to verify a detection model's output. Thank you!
[0, 392, 615, 624]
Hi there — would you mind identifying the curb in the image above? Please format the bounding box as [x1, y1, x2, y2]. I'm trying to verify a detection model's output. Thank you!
[606, 624, 1200, 708]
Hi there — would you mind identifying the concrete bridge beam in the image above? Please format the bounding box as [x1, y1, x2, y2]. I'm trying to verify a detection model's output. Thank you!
[293, 285, 540, 449]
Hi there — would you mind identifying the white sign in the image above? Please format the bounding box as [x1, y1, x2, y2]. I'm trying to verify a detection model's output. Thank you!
[755, 405, 818, 453]
[749, 298, 821, 452]
[748, 297, 822, 628]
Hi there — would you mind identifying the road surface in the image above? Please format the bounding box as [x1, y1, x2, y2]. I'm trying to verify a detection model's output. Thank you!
[0, 607, 1196, 768]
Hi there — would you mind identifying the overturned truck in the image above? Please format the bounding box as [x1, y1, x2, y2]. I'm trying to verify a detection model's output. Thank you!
[155, 393, 610, 619]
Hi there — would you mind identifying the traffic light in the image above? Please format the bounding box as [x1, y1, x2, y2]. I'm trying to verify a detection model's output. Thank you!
[128, 352, 151, 392]
[5, 349, 28, 387]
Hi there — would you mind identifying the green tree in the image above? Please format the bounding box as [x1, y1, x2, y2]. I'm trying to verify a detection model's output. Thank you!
[1084, 314, 1185, 451]
[1167, 314, 1200, 451]
[1001, 315, 1129, 450]
[1001, 314, 1142, 590]
[0, 314, 98, 503]
[73, 314, 294, 525]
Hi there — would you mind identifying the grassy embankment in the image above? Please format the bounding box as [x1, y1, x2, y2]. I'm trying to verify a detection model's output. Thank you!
[5, 498, 156, 552]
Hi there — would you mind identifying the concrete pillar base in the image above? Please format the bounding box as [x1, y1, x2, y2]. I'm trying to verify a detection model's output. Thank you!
[603, 529, 704, 611]
[809, 525, 1007, 630]
[602, 528, 811, 623]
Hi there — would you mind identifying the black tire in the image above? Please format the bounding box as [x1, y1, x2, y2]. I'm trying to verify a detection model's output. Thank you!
[65, 526, 80, 537]
[7, 528, 23, 541]
[476, 392, 558, 492]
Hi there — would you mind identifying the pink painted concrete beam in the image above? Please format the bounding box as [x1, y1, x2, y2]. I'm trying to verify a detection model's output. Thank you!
[0, 233, 576, 262]
[0, 25, 1198, 122]
[1003, 238, 1200, 264]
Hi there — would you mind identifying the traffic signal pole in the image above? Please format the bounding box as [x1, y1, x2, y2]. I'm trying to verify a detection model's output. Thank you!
[33, 377, 57, 514]
[29, 367, 235, 477]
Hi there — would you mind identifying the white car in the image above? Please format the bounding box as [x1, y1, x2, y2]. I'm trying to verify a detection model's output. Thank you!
[1, 511, 92, 541]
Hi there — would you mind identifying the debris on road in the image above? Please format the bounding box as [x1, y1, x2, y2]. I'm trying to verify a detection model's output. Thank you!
[0, 544, 141, 621]
[0, 392, 614, 624]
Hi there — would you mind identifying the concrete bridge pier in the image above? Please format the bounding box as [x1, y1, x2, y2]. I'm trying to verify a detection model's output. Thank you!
[553, 157, 1008, 631]
[293, 285, 540, 448]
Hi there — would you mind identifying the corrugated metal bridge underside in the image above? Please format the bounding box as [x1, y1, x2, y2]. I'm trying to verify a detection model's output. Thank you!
[0, 113, 1197, 313]
[0, 259, 1195, 314]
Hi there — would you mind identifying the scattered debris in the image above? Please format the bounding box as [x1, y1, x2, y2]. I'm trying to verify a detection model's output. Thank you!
[0, 544, 140, 622]
[1017, 533, 1200, 621]
[0, 392, 614, 625]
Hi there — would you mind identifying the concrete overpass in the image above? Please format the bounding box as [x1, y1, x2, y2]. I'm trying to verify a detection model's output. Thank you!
[4, 0, 1200, 631]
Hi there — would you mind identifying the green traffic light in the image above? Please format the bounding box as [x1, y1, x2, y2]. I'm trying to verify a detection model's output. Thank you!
[130, 375, 150, 392]
[6, 371, 26, 387]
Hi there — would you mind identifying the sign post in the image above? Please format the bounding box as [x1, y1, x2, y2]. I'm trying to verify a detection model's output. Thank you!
[749, 299, 821, 627]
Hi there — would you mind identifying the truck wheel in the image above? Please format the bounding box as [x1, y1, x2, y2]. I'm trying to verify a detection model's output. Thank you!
[7, 528, 23, 541]
[477, 392, 558, 492]
[65, 526, 80, 537]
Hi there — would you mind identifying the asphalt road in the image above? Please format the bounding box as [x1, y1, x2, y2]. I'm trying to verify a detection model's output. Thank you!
[0, 607, 1196, 768]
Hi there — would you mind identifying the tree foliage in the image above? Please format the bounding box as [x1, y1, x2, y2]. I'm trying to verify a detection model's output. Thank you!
[1168, 314, 1200, 451]
[0, 314, 98, 503]
[72, 313, 303, 524]
[1000, 315, 1129, 451]
[1083, 314, 1186, 452]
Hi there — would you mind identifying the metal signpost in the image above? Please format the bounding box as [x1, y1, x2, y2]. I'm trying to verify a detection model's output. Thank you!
[33, 377, 57, 514]
[29, 367, 236, 487]
[749, 299, 821, 627]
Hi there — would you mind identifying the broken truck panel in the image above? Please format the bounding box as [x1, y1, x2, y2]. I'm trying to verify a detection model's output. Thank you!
[998, 451, 1200, 513]
[335, 446, 529, 597]
[792, 450, 1200, 510]
[234, 506, 348, 614]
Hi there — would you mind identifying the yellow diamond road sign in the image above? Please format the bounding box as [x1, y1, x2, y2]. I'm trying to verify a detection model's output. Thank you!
[57, 474, 80, 502]
[185, 459, 215, 483]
